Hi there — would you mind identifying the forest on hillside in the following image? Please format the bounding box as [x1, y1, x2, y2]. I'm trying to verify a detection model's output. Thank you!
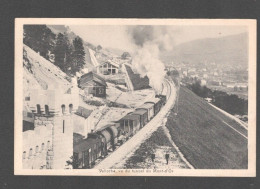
[23, 25, 86, 75]
[187, 80, 248, 116]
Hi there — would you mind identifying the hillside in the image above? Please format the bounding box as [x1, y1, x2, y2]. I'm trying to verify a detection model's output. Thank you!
[47, 25, 122, 70]
[161, 33, 248, 67]
[166, 86, 248, 169]
[23, 45, 71, 95]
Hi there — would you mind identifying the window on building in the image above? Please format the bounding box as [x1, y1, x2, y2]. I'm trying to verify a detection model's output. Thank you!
[41, 143, 45, 151]
[27, 112, 33, 118]
[47, 141, 50, 149]
[69, 104, 73, 113]
[23, 151, 26, 159]
[36, 104, 41, 114]
[63, 120, 65, 133]
[45, 105, 49, 115]
[29, 148, 33, 156]
[99, 88, 103, 94]
[35, 145, 39, 153]
[61, 104, 65, 114]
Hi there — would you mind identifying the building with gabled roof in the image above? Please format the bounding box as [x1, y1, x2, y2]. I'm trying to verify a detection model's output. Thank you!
[78, 72, 107, 98]
[97, 60, 120, 75]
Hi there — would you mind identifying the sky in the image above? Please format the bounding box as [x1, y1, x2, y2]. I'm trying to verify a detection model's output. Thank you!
[69, 25, 248, 52]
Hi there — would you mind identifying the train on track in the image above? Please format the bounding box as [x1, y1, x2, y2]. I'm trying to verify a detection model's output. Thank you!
[73, 94, 167, 169]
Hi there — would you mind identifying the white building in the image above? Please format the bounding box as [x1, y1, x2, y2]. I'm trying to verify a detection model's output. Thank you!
[73, 106, 95, 136]
[23, 83, 79, 169]
[97, 60, 120, 75]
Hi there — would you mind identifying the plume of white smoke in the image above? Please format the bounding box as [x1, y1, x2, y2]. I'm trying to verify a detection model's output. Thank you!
[129, 26, 176, 93]
[132, 43, 165, 93]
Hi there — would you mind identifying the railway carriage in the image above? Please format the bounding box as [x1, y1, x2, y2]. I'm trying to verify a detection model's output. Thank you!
[145, 98, 162, 116]
[136, 103, 155, 120]
[97, 124, 118, 151]
[115, 113, 141, 137]
[131, 109, 148, 128]
[73, 92, 168, 169]
[73, 133, 103, 169]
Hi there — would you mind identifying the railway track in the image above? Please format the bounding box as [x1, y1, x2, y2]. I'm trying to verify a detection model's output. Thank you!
[94, 78, 176, 169]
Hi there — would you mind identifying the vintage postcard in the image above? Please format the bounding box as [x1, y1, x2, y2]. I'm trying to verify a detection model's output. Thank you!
[14, 18, 256, 176]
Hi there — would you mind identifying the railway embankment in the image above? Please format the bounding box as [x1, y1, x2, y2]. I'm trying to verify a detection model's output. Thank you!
[165, 86, 248, 169]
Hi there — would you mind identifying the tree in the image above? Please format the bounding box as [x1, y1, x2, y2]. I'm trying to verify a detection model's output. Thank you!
[23, 25, 56, 59]
[96, 45, 102, 51]
[121, 52, 131, 59]
[53, 33, 72, 72]
[71, 36, 85, 74]
[188, 81, 248, 116]
[66, 155, 81, 169]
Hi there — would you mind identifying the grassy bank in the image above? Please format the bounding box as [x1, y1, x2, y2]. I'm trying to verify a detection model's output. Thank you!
[166, 86, 248, 169]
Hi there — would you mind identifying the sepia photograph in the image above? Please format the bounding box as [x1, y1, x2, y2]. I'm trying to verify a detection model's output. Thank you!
[14, 19, 256, 176]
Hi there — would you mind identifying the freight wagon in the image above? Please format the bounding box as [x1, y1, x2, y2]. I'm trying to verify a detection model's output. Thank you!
[73, 93, 167, 169]
[73, 133, 104, 168]
[131, 109, 148, 128]
[97, 124, 118, 151]
[115, 113, 141, 138]
[145, 98, 161, 116]
[136, 103, 155, 120]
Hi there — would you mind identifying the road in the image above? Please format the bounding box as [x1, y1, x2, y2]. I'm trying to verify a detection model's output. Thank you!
[95, 78, 177, 169]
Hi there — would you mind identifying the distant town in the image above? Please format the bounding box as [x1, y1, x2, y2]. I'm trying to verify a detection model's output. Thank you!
[168, 61, 248, 99]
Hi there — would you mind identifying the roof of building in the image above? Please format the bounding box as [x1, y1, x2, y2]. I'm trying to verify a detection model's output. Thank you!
[100, 130, 111, 143]
[99, 60, 120, 68]
[75, 106, 93, 119]
[137, 103, 154, 110]
[79, 72, 107, 87]
[108, 125, 118, 138]
[119, 113, 140, 121]
[145, 98, 161, 104]
[132, 109, 148, 115]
